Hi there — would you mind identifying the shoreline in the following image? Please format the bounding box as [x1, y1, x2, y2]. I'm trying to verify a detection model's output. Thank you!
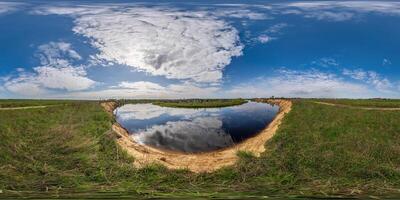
[101, 99, 292, 173]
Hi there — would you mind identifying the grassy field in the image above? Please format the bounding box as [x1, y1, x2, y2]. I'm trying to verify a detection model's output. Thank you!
[315, 98, 400, 108]
[0, 99, 399, 198]
[0, 99, 75, 108]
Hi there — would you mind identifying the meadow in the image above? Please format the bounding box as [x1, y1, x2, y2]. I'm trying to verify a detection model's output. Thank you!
[0, 99, 75, 108]
[0, 99, 399, 198]
[315, 98, 400, 108]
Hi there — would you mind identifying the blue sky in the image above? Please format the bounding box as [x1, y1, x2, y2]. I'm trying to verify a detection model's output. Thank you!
[0, 1, 399, 99]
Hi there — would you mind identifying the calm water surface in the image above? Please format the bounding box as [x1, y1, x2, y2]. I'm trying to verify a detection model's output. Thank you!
[114, 101, 279, 153]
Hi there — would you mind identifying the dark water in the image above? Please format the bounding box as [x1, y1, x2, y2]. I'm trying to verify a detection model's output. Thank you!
[114, 101, 279, 153]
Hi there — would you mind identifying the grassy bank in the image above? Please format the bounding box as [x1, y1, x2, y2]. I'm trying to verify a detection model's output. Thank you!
[0, 99, 399, 198]
[152, 99, 247, 108]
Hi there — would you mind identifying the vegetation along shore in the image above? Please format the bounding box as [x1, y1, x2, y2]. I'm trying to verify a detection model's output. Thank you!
[0, 99, 400, 198]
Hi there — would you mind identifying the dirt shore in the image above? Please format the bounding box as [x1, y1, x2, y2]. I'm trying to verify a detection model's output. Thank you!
[101, 99, 292, 173]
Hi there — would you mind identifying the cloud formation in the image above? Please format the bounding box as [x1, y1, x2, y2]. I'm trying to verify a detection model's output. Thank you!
[36, 6, 244, 83]
[257, 35, 271, 43]
[279, 1, 400, 21]
[50, 81, 219, 99]
[311, 58, 339, 68]
[214, 8, 268, 20]
[4, 42, 95, 96]
[0, 2, 22, 14]
[226, 69, 372, 98]
[2, 2, 399, 99]
[254, 23, 287, 44]
[343, 68, 394, 93]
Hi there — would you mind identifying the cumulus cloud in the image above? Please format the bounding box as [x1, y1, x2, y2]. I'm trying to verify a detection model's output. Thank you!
[35, 5, 244, 83]
[226, 69, 372, 98]
[4, 79, 47, 96]
[4, 42, 95, 96]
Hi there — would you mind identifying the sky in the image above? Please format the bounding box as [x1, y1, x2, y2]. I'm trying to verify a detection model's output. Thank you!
[0, 0, 399, 99]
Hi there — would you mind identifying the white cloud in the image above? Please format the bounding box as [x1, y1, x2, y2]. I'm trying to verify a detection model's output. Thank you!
[257, 35, 271, 43]
[304, 11, 354, 21]
[37, 42, 82, 65]
[34, 66, 94, 91]
[0, 2, 22, 14]
[212, 3, 272, 10]
[4, 80, 46, 97]
[285, 1, 400, 14]
[343, 68, 395, 92]
[55, 81, 220, 99]
[254, 23, 287, 44]
[279, 1, 400, 21]
[214, 9, 268, 20]
[4, 42, 95, 96]
[265, 23, 288, 33]
[36, 6, 244, 83]
[115, 81, 165, 91]
[343, 68, 366, 80]
[311, 57, 339, 68]
[226, 69, 372, 98]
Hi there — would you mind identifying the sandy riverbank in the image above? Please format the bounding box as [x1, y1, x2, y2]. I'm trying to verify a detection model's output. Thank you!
[101, 99, 292, 173]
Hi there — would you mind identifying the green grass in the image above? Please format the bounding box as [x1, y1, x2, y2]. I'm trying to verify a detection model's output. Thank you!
[0, 99, 400, 198]
[315, 98, 400, 108]
[0, 99, 76, 108]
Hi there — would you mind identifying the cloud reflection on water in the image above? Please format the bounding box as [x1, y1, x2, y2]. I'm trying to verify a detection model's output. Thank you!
[115, 102, 278, 153]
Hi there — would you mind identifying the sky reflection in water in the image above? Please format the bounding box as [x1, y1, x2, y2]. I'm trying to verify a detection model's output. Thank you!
[115, 101, 279, 153]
